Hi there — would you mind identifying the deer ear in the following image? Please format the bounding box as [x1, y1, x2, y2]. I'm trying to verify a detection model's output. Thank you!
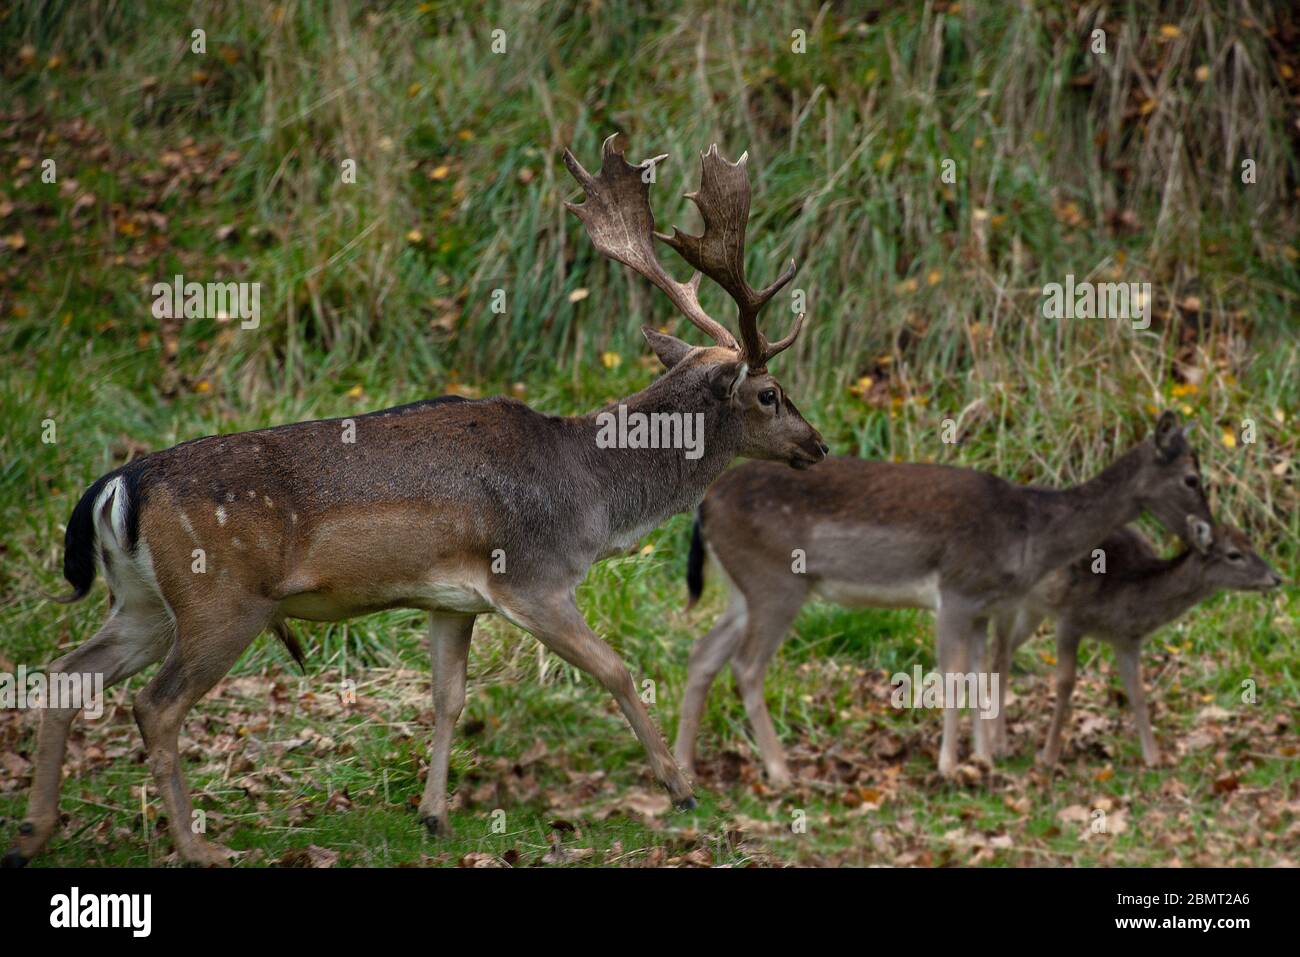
[1154, 409, 1186, 462]
[642, 326, 693, 369]
[707, 361, 748, 401]
[1187, 516, 1214, 554]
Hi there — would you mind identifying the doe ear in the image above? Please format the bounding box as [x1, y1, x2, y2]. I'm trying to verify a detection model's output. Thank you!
[1154, 409, 1186, 461]
[642, 326, 693, 370]
[707, 361, 749, 401]
[1187, 515, 1214, 555]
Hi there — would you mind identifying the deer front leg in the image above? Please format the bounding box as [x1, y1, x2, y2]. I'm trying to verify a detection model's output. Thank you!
[1039, 623, 1081, 767]
[968, 616, 994, 766]
[503, 592, 695, 809]
[419, 612, 475, 837]
[674, 594, 747, 778]
[133, 602, 271, 866]
[935, 605, 973, 777]
[1115, 640, 1160, 766]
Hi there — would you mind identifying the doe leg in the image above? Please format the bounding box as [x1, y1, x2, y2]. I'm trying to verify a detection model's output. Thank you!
[5, 612, 170, 866]
[1115, 639, 1160, 766]
[673, 593, 746, 777]
[133, 602, 271, 866]
[730, 595, 804, 789]
[418, 612, 475, 837]
[1039, 623, 1081, 766]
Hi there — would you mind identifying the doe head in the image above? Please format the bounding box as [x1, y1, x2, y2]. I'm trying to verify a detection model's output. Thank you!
[1186, 518, 1284, 592]
[1137, 410, 1214, 545]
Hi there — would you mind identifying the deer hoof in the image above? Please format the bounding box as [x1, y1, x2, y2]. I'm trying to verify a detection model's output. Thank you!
[2, 850, 28, 868]
[422, 815, 452, 837]
[672, 796, 697, 812]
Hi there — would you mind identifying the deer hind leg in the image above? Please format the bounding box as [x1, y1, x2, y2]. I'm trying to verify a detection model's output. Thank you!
[730, 589, 806, 790]
[1039, 622, 1081, 766]
[1115, 640, 1160, 766]
[4, 607, 172, 867]
[502, 592, 695, 808]
[132, 598, 273, 866]
[418, 612, 475, 837]
[673, 589, 747, 777]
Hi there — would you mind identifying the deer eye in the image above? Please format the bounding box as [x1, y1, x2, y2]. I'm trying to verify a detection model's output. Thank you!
[758, 389, 778, 406]
[1183, 474, 1200, 488]
[1226, 551, 1243, 562]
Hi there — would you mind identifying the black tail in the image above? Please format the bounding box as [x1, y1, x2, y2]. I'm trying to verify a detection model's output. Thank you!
[55, 471, 119, 603]
[686, 511, 706, 609]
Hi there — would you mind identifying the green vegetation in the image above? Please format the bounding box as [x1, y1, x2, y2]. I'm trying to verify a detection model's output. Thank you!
[1, 1, 1296, 866]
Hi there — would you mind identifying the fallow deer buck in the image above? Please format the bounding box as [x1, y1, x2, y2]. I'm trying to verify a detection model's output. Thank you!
[5, 134, 826, 867]
[989, 519, 1282, 767]
[674, 413, 1212, 785]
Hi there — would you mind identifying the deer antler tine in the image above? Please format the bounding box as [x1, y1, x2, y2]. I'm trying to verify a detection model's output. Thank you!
[763, 309, 805, 361]
[563, 135, 740, 351]
[755, 258, 798, 307]
[654, 145, 804, 370]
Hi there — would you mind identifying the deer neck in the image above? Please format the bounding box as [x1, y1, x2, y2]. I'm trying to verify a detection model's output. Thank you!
[1121, 551, 1211, 628]
[576, 372, 742, 550]
[1031, 446, 1148, 575]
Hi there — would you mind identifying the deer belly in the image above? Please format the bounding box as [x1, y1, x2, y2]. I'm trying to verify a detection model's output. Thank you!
[813, 573, 941, 611]
[278, 578, 493, 619]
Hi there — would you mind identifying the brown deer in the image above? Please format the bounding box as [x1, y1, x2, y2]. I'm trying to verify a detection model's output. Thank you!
[989, 519, 1282, 766]
[674, 415, 1212, 786]
[5, 135, 826, 867]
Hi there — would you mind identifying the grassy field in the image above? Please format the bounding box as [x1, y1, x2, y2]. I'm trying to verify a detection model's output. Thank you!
[1, 1, 1297, 866]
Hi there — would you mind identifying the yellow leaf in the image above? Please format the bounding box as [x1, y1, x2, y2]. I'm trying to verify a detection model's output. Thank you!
[1194, 64, 1210, 82]
[600, 351, 621, 369]
[429, 165, 450, 180]
[407, 82, 422, 98]
[1094, 767, 1114, 783]
[926, 269, 942, 286]
[457, 129, 474, 141]
[1158, 24, 1182, 39]
[568, 287, 589, 303]
[639, 544, 654, 555]
[1221, 430, 1237, 449]
[345, 384, 364, 398]
[1139, 98, 1158, 115]
[193, 379, 211, 394]
[406, 229, 423, 243]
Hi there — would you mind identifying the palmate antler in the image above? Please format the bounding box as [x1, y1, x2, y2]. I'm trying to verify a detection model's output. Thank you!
[563, 134, 803, 372]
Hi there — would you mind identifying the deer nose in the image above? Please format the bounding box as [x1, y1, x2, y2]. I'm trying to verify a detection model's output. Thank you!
[818, 442, 830, 456]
